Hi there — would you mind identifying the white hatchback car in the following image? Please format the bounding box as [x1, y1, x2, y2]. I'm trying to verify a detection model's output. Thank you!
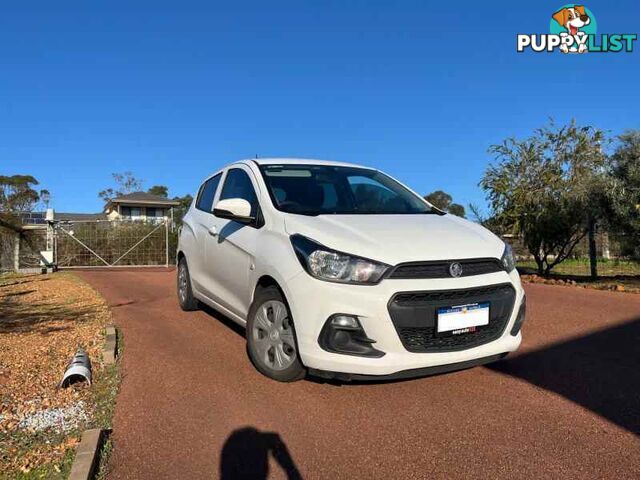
[177, 159, 526, 382]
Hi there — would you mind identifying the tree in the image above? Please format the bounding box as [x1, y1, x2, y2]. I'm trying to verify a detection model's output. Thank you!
[481, 120, 609, 276]
[468, 202, 502, 231]
[424, 190, 466, 217]
[447, 203, 466, 217]
[172, 194, 193, 224]
[148, 185, 169, 198]
[99, 172, 143, 202]
[39, 189, 51, 209]
[607, 130, 640, 257]
[146, 186, 191, 223]
[545, 121, 610, 278]
[0, 175, 42, 232]
[0, 176, 51, 268]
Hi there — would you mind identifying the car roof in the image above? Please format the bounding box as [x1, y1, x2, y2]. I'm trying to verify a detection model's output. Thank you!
[241, 157, 373, 169]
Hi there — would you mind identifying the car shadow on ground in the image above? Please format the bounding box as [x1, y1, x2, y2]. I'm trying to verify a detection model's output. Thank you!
[487, 318, 640, 436]
[219, 427, 303, 480]
[199, 302, 246, 338]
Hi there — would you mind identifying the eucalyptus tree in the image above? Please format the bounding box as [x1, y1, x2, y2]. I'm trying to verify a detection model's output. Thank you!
[481, 120, 609, 276]
[607, 131, 640, 258]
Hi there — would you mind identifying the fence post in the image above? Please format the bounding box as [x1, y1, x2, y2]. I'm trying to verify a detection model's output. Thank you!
[588, 218, 598, 279]
[13, 232, 20, 272]
[165, 219, 169, 268]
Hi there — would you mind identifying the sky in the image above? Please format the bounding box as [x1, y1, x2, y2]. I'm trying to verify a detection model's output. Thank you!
[1, 0, 639, 214]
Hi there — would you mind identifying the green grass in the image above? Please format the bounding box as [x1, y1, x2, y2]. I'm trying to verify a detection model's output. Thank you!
[0, 431, 76, 480]
[518, 257, 640, 277]
[90, 331, 122, 480]
[91, 362, 120, 431]
[95, 436, 114, 480]
[2, 452, 75, 480]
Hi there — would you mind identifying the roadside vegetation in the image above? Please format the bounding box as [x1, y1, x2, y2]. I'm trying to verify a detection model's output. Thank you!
[479, 121, 640, 278]
[0, 272, 119, 478]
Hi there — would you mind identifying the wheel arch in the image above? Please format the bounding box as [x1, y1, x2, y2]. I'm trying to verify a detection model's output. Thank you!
[252, 275, 296, 323]
[253, 274, 285, 301]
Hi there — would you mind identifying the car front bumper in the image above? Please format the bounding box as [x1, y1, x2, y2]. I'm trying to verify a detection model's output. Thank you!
[282, 269, 525, 377]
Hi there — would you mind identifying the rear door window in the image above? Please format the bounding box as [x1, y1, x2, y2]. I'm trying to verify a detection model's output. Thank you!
[196, 173, 222, 213]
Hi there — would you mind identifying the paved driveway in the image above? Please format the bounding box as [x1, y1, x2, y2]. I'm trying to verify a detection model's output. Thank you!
[78, 269, 640, 479]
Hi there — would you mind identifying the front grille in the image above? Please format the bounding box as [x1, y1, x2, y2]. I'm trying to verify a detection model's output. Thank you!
[388, 258, 504, 279]
[388, 283, 516, 353]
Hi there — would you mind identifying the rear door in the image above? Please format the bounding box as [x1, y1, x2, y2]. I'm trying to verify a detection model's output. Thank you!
[189, 172, 223, 296]
[206, 165, 262, 319]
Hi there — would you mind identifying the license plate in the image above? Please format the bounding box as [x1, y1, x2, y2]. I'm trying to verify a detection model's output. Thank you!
[437, 302, 490, 334]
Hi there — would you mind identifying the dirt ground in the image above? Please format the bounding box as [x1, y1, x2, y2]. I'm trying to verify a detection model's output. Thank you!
[0, 273, 113, 477]
[78, 268, 640, 480]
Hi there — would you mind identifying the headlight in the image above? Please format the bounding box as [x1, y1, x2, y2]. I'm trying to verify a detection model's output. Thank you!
[290, 235, 389, 284]
[501, 243, 516, 272]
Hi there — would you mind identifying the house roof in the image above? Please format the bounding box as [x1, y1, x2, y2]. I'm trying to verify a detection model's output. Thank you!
[108, 192, 180, 206]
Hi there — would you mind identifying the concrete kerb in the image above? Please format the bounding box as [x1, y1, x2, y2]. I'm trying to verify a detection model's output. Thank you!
[103, 325, 117, 365]
[68, 429, 103, 480]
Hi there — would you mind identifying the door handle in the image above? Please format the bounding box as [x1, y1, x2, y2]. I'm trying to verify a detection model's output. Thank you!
[208, 226, 218, 237]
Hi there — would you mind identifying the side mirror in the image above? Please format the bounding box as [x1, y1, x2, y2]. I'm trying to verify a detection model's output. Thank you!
[213, 198, 254, 224]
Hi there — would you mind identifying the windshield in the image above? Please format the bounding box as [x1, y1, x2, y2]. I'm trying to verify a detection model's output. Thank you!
[259, 164, 436, 215]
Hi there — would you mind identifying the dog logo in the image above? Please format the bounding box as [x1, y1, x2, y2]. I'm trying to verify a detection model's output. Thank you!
[517, 5, 637, 54]
[552, 5, 591, 53]
[449, 262, 463, 278]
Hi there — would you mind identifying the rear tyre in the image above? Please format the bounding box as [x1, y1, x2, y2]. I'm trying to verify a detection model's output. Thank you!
[246, 286, 306, 382]
[177, 257, 199, 311]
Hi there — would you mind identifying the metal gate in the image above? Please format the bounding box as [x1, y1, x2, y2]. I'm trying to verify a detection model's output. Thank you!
[54, 219, 171, 268]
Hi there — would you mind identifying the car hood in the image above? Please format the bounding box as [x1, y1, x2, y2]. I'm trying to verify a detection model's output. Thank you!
[283, 213, 505, 265]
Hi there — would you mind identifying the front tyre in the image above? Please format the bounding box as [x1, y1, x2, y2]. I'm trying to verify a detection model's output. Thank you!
[177, 257, 199, 311]
[247, 286, 306, 382]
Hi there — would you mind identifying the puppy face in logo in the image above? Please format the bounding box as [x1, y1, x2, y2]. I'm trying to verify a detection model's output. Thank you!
[552, 5, 591, 53]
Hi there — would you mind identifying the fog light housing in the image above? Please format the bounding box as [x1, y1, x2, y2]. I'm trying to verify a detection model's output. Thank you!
[510, 296, 527, 336]
[331, 314, 360, 329]
[319, 314, 385, 358]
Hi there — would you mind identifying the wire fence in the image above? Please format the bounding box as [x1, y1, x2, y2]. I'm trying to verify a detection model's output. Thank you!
[505, 232, 640, 277]
[1, 220, 178, 272]
[56, 220, 173, 267]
